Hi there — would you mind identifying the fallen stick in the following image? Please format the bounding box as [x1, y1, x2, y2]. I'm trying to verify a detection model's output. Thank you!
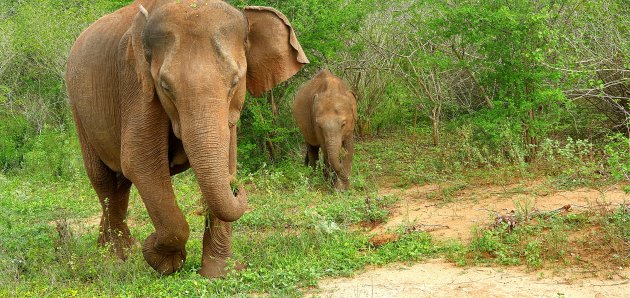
[530, 204, 571, 219]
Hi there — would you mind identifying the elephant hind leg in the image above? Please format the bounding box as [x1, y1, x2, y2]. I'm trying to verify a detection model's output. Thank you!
[95, 174, 136, 259]
[73, 111, 135, 259]
[305, 143, 319, 169]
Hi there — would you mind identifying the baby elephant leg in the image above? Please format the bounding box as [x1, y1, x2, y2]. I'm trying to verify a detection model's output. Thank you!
[305, 144, 319, 169]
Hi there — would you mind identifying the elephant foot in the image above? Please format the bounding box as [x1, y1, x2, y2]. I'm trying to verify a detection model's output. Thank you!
[98, 225, 137, 260]
[199, 256, 246, 279]
[334, 178, 349, 191]
[323, 165, 332, 181]
[142, 233, 186, 275]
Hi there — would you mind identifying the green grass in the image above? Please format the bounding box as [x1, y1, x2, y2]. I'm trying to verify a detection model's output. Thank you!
[1, 130, 628, 296]
[449, 209, 629, 270]
[0, 170, 436, 296]
[0, 131, 433, 296]
[0, 171, 385, 296]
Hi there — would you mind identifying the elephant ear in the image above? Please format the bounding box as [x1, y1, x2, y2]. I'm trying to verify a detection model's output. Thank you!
[348, 90, 358, 123]
[124, 5, 155, 103]
[243, 6, 309, 98]
[229, 86, 246, 128]
[349, 90, 358, 102]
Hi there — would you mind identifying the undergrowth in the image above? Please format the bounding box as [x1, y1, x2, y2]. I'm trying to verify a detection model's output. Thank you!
[448, 206, 629, 271]
[1, 130, 628, 296]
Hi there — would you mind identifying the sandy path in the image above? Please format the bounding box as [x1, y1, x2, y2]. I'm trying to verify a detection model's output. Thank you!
[375, 183, 629, 240]
[316, 182, 629, 297]
[316, 259, 630, 298]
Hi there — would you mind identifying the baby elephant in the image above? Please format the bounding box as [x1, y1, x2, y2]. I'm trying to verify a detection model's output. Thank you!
[293, 69, 357, 190]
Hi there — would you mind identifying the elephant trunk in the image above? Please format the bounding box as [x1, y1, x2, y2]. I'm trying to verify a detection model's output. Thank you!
[324, 134, 344, 177]
[180, 100, 246, 222]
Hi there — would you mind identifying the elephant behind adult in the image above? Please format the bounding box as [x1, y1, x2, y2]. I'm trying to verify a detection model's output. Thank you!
[65, 0, 307, 278]
[292, 69, 357, 190]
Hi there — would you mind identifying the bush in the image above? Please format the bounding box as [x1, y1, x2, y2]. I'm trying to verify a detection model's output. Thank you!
[238, 91, 304, 169]
[0, 0, 118, 130]
[21, 128, 83, 181]
[0, 113, 32, 171]
[534, 137, 605, 186]
[604, 134, 630, 181]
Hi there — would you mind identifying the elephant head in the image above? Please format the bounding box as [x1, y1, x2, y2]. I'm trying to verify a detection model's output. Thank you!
[130, 1, 308, 221]
[313, 90, 357, 189]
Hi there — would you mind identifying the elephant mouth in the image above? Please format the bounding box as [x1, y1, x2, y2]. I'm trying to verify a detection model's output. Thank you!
[229, 172, 246, 196]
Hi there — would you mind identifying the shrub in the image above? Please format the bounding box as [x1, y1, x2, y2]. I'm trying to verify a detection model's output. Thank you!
[604, 133, 630, 181]
[21, 127, 83, 180]
[0, 113, 32, 171]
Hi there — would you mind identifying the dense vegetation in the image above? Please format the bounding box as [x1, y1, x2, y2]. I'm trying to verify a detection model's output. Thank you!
[1, 0, 628, 175]
[0, 0, 628, 296]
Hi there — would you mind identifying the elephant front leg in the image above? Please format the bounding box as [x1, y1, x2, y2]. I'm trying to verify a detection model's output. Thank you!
[121, 104, 189, 276]
[335, 137, 354, 191]
[128, 163, 189, 275]
[199, 214, 244, 278]
[199, 125, 244, 278]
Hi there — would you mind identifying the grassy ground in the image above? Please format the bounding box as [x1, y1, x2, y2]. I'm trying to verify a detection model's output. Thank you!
[446, 207, 629, 272]
[0, 131, 431, 297]
[0, 130, 628, 296]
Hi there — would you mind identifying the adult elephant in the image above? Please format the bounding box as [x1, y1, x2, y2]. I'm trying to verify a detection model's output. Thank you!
[65, 0, 307, 278]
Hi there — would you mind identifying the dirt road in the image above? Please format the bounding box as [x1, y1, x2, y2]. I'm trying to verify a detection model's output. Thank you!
[316, 259, 629, 298]
[317, 182, 629, 297]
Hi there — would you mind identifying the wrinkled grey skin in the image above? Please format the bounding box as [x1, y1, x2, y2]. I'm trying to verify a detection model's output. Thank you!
[292, 69, 357, 190]
[65, 0, 307, 278]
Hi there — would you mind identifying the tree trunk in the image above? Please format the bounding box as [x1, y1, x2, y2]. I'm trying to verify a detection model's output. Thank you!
[265, 90, 277, 162]
[265, 139, 276, 163]
[524, 109, 538, 163]
[269, 88, 279, 118]
[431, 106, 441, 146]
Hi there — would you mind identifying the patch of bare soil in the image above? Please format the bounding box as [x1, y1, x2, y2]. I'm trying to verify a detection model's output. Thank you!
[321, 182, 630, 297]
[315, 259, 630, 298]
[48, 214, 137, 236]
[565, 223, 630, 273]
[374, 182, 628, 241]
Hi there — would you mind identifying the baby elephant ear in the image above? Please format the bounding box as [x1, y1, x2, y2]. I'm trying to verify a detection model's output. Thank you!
[243, 6, 309, 97]
[349, 90, 358, 101]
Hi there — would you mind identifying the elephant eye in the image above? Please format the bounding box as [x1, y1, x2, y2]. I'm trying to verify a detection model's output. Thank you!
[227, 75, 239, 99]
[161, 80, 173, 94]
[144, 49, 152, 62]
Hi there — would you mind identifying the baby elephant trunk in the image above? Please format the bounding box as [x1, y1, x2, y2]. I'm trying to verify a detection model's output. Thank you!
[324, 132, 345, 179]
